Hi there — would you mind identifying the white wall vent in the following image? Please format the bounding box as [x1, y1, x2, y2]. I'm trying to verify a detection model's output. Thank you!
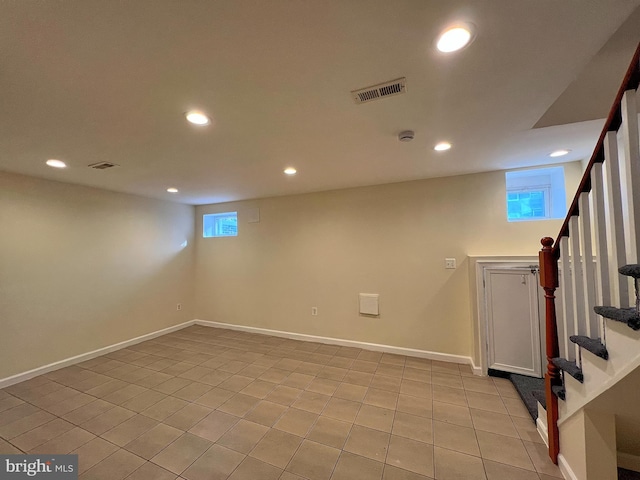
[351, 77, 406, 104]
[88, 162, 119, 170]
[359, 293, 380, 316]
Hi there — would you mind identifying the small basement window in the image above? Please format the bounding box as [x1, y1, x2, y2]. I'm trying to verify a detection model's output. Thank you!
[203, 212, 238, 237]
[506, 166, 566, 222]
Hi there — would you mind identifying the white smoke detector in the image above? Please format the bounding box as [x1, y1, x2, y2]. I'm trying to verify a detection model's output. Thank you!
[398, 130, 415, 142]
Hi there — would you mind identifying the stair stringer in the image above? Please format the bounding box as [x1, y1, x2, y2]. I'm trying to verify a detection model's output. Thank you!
[558, 319, 640, 424]
[557, 408, 617, 480]
[555, 320, 640, 479]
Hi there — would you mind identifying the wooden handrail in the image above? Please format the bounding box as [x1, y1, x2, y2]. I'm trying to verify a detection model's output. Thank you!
[554, 42, 640, 248]
[541, 42, 640, 464]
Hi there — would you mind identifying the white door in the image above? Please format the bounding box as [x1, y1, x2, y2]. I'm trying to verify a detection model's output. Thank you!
[485, 267, 542, 377]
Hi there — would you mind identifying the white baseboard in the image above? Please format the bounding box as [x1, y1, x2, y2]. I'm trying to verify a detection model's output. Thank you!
[194, 319, 475, 368]
[558, 454, 579, 480]
[536, 412, 549, 447]
[618, 452, 640, 472]
[1, 318, 481, 390]
[0, 320, 196, 389]
[469, 358, 483, 376]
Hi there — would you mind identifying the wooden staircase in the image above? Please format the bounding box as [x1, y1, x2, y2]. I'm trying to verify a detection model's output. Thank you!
[538, 42, 640, 479]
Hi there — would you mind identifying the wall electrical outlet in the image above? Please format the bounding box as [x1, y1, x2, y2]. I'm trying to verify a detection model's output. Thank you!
[311, 307, 318, 316]
[445, 258, 456, 269]
[176, 303, 182, 311]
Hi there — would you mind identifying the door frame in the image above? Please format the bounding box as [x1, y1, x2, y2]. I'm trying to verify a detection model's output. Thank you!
[472, 257, 543, 376]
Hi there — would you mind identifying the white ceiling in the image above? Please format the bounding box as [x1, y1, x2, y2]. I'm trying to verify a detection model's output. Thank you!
[1, 1, 640, 205]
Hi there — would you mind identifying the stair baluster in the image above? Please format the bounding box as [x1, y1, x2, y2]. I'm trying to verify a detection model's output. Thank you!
[558, 237, 575, 361]
[591, 163, 610, 307]
[603, 130, 628, 308]
[591, 162, 610, 342]
[578, 192, 599, 338]
[620, 89, 640, 268]
[569, 216, 587, 362]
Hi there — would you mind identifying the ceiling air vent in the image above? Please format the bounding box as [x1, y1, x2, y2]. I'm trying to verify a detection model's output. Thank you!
[351, 77, 406, 105]
[88, 162, 119, 170]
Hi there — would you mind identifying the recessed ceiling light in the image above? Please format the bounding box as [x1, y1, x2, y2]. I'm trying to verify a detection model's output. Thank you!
[167, 187, 179, 193]
[434, 142, 452, 151]
[46, 159, 67, 168]
[185, 111, 210, 126]
[437, 25, 474, 53]
[549, 149, 570, 158]
[284, 167, 297, 175]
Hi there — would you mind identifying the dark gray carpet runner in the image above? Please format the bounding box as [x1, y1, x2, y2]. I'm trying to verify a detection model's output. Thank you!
[569, 335, 608, 359]
[507, 373, 543, 421]
[619, 467, 640, 479]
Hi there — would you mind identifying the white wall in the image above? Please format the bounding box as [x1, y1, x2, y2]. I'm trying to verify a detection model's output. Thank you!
[0, 161, 582, 379]
[195, 162, 583, 360]
[0, 171, 195, 379]
[589, 361, 640, 471]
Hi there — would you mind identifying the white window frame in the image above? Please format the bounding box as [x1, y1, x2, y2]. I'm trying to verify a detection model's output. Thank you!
[506, 184, 551, 221]
[203, 212, 238, 238]
[505, 166, 566, 222]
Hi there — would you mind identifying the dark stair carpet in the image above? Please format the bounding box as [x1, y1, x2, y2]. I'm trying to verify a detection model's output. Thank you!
[594, 306, 640, 330]
[552, 385, 566, 401]
[570, 335, 609, 359]
[508, 374, 544, 421]
[552, 357, 583, 382]
[619, 264, 640, 278]
[531, 389, 546, 409]
[619, 467, 640, 479]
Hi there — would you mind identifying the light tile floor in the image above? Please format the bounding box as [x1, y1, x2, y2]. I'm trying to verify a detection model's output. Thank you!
[0, 326, 563, 479]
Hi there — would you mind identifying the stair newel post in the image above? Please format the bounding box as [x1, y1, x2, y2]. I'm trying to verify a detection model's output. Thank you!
[539, 236, 560, 464]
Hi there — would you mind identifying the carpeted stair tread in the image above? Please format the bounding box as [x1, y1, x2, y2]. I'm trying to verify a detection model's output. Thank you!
[532, 389, 546, 410]
[551, 357, 584, 382]
[509, 374, 543, 421]
[570, 335, 609, 360]
[594, 306, 640, 331]
[619, 264, 640, 278]
[619, 467, 640, 479]
[552, 385, 565, 401]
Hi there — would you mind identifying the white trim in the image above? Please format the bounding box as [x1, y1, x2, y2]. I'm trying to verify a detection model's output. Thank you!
[1, 318, 481, 389]
[618, 452, 640, 472]
[469, 358, 482, 376]
[558, 453, 579, 480]
[194, 320, 475, 367]
[558, 327, 640, 427]
[472, 257, 540, 375]
[0, 320, 196, 389]
[537, 414, 549, 447]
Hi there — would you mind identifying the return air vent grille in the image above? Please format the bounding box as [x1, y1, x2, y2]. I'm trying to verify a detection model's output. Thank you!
[352, 77, 406, 104]
[88, 162, 119, 170]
